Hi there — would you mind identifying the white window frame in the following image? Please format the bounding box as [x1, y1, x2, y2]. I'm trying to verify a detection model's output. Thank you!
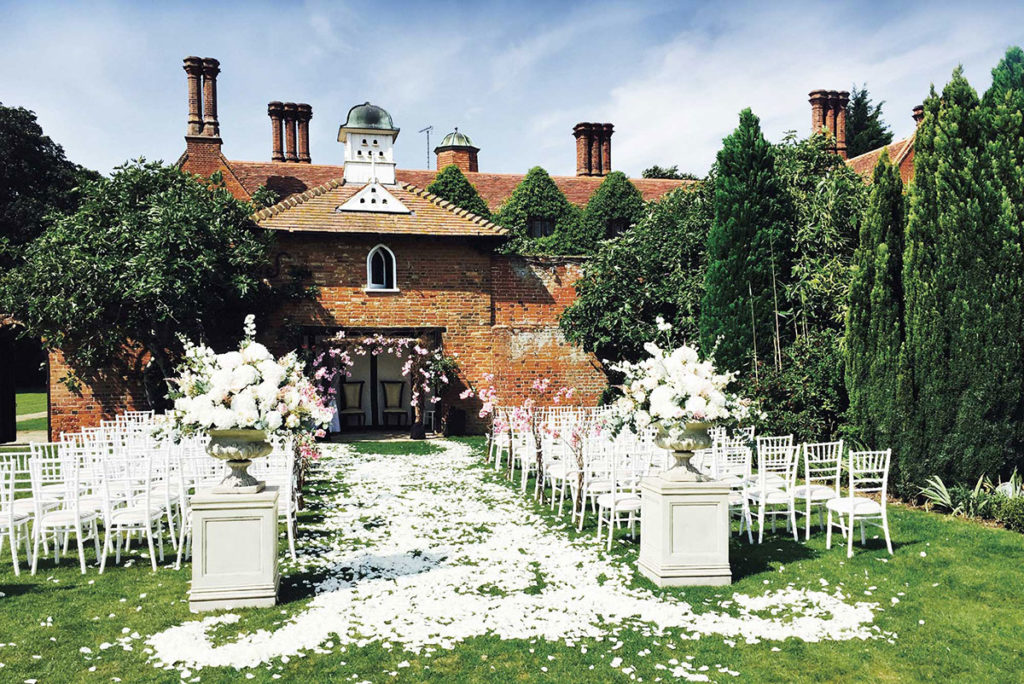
[365, 244, 398, 292]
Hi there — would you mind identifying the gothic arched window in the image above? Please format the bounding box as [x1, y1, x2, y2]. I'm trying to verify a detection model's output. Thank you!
[366, 244, 396, 290]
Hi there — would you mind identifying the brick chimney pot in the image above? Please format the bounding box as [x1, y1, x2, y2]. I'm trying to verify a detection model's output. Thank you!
[201, 58, 220, 137]
[283, 102, 298, 163]
[268, 101, 285, 162]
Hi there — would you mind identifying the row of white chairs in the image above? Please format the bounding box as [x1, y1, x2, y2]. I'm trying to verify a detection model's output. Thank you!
[0, 412, 301, 575]
[488, 409, 894, 558]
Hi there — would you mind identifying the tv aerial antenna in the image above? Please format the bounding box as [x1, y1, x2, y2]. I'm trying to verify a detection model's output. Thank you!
[418, 125, 434, 169]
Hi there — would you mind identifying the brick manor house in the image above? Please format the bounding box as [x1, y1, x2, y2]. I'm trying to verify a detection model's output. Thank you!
[45, 57, 920, 437]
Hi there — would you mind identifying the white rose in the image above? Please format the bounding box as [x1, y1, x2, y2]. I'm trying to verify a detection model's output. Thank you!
[285, 413, 300, 429]
[266, 410, 283, 431]
[648, 385, 677, 420]
[212, 406, 237, 430]
[229, 364, 259, 393]
[685, 395, 708, 418]
[231, 391, 257, 416]
[255, 381, 280, 408]
[635, 410, 651, 429]
[258, 360, 285, 386]
[219, 351, 244, 371]
[241, 342, 271, 363]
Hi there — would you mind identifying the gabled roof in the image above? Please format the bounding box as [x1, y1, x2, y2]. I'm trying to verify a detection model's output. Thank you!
[253, 179, 506, 238]
[225, 160, 689, 212]
[846, 133, 916, 184]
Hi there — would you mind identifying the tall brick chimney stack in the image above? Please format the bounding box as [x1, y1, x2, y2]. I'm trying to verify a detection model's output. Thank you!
[183, 56, 223, 175]
[912, 104, 924, 126]
[573, 122, 614, 176]
[283, 102, 298, 162]
[201, 58, 220, 137]
[268, 102, 285, 162]
[809, 89, 850, 158]
[183, 57, 204, 136]
[296, 103, 312, 163]
[434, 128, 479, 173]
[574, 123, 592, 176]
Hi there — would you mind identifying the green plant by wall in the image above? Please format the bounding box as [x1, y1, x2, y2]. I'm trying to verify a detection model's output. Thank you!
[579, 171, 645, 243]
[426, 164, 491, 219]
[845, 150, 904, 454]
[700, 108, 795, 372]
[493, 166, 582, 255]
[560, 184, 711, 365]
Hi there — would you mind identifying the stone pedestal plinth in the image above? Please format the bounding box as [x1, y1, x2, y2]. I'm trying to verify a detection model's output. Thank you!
[638, 476, 731, 587]
[189, 486, 280, 612]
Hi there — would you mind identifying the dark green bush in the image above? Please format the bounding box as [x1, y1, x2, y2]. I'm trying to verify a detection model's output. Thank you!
[995, 496, 1024, 533]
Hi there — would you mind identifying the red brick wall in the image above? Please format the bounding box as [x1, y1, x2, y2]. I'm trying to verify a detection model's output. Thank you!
[48, 348, 149, 439]
[48, 234, 607, 436]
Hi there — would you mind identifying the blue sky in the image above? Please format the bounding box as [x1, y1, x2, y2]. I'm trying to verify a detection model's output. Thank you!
[3, 0, 1023, 177]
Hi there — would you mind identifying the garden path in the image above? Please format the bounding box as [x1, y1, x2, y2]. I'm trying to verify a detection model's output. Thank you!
[147, 440, 895, 680]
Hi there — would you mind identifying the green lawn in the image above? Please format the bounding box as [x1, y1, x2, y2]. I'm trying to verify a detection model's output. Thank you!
[15, 391, 46, 416]
[15, 416, 47, 432]
[0, 437, 1021, 682]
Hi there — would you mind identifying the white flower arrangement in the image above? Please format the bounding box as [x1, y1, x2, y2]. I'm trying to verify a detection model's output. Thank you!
[167, 315, 334, 453]
[609, 317, 753, 441]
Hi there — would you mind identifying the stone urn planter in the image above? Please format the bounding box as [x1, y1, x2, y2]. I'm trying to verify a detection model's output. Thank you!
[207, 429, 273, 493]
[654, 422, 713, 482]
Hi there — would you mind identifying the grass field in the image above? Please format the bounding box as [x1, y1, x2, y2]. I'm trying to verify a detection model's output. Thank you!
[0, 437, 1020, 682]
[15, 416, 47, 432]
[15, 391, 46, 416]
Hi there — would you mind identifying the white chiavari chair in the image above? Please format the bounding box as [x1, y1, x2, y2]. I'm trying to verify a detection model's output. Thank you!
[746, 444, 798, 543]
[250, 435, 299, 561]
[0, 461, 32, 575]
[30, 452, 101, 574]
[826, 449, 893, 557]
[792, 441, 843, 540]
[98, 450, 165, 573]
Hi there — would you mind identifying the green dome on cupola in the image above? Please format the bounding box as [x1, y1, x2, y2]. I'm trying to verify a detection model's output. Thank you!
[342, 102, 398, 134]
[437, 128, 477, 149]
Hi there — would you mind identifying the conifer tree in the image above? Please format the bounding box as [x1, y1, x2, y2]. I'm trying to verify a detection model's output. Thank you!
[845, 85, 893, 158]
[426, 164, 491, 219]
[845, 151, 903, 451]
[899, 69, 1001, 487]
[700, 109, 794, 371]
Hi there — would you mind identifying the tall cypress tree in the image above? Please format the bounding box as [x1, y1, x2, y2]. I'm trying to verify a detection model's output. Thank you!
[845, 150, 903, 451]
[700, 109, 793, 371]
[845, 85, 893, 158]
[899, 68, 1001, 488]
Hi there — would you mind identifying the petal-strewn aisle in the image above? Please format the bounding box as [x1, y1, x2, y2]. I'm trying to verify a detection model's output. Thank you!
[147, 440, 894, 679]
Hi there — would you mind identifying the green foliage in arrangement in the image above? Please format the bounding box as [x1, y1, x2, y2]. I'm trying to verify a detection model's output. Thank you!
[0, 159, 283, 404]
[494, 167, 583, 255]
[426, 164, 491, 219]
[579, 171, 646, 243]
[844, 151, 904, 455]
[845, 85, 894, 158]
[897, 60, 1024, 492]
[560, 184, 711, 364]
[0, 102, 99, 266]
[700, 109, 794, 372]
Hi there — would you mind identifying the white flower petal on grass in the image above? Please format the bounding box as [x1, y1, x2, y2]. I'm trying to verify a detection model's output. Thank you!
[147, 440, 892, 676]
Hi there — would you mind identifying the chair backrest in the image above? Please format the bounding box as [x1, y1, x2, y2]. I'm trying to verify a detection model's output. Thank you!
[756, 435, 794, 453]
[714, 445, 752, 480]
[756, 444, 798, 490]
[101, 450, 153, 517]
[848, 449, 891, 499]
[803, 440, 843, 489]
[0, 450, 33, 502]
[734, 426, 756, 442]
[341, 381, 364, 410]
[0, 462, 13, 519]
[380, 381, 404, 409]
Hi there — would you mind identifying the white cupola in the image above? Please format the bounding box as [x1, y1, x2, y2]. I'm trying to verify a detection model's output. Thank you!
[338, 102, 399, 185]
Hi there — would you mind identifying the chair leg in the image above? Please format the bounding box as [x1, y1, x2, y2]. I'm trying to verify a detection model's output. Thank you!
[805, 500, 812, 540]
[860, 520, 866, 545]
[31, 527, 41, 575]
[847, 512, 855, 558]
[146, 525, 158, 572]
[92, 520, 100, 559]
[166, 502, 178, 552]
[286, 512, 297, 562]
[99, 527, 112, 574]
[7, 527, 18, 576]
[826, 511, 833, 549]
[789, 502, 798, 541]
[757, 503, 766, 544]
[882, 511, 893, 555]
[75, 525, 87, 574]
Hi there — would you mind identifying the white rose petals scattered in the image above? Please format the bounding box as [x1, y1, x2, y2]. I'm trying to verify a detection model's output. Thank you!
[147, 441, 893, 676]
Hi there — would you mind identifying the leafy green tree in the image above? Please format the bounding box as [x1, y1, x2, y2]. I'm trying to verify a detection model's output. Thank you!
[579, 171, 645, 242]
[775, 132, 867, 335]
[561, 184, 712, 364]
[899, 68, 1003, 489]
[0, 159, 278, 405]
[0, 103, 99, 264]
[700, 109, 794, 372]
[641, 164, 700, 180]
[426, 164, 491, 219]
[844, 150, 904, 451]
[494, 166, 583, 254]
[845, 85, 893, 158]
